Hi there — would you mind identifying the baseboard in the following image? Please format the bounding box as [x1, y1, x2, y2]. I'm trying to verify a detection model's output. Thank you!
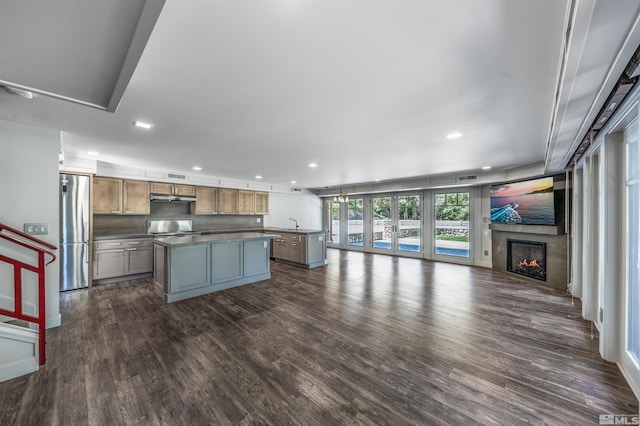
[0, 357, 38, 383]
[0, 323, 39, 383]
[47, 314, 61, 329]
[618, 361, 640, 403]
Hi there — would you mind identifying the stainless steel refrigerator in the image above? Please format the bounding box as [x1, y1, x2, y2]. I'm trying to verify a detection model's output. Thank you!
[59, 174, 90, 291]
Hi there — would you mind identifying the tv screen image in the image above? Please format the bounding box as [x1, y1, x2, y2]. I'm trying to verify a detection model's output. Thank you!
[490, 176, 555, 225]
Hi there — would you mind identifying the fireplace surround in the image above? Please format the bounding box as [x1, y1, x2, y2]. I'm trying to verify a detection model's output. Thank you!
[491, 223, 567, 289]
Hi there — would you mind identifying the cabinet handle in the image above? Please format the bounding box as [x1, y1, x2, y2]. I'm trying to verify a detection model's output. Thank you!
[108, 243, 122, 246]
[111, 210, 120, 213]
[127, 248, 137, 251]
[129, 242, 140, 245]
[124, 211, 134, 213]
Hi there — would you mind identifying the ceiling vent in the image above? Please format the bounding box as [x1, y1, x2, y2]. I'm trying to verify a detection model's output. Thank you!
[458, 175, 477, 181]
[166, 173, 187, 180]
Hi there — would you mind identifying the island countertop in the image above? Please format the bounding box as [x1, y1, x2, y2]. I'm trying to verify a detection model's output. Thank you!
[154, 232, 281, 247]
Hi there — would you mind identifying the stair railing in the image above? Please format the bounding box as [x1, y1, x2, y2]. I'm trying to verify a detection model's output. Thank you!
[0, 223, 57, 365]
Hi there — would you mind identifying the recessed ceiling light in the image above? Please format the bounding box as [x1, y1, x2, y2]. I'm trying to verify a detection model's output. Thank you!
[482, 166, 492, 170]
[290, 180, 297, 184]
[87, 151, 100, 156]
[255, 175, 263, 179]
[133, 121, 153, 129]
[446, 132, 462, 139]
[374, 178, 381, 182]
[192, 166, 202, 171]
[308, 163, 318, 168]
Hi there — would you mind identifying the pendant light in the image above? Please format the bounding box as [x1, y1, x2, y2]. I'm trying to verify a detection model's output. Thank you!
[333, 188, 349, 203]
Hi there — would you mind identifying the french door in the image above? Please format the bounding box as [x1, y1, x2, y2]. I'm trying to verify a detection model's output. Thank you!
[370, 194, 422, 257]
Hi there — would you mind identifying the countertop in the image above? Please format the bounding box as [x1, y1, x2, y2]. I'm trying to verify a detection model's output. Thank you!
[154, 232, 281, 247]
[263, 227, 324, 235]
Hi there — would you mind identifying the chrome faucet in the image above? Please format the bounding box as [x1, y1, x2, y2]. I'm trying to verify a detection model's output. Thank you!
[289, 217, 299, 230]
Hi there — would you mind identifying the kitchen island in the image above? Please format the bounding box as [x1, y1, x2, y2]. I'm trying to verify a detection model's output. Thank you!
[154, 232, 280, 302]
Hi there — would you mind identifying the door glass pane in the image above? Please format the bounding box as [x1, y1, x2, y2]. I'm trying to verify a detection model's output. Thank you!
[330, 201, 340, 244]
[372, 196, 392, 250]
[347, 198, 364, 247]
[627, 139, 639, 363]
[435, 192, 470, 257]
[397, 195, 420, 252]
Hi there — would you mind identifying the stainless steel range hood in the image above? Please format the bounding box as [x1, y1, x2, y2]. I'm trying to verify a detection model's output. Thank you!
[150, 194, 197, 202]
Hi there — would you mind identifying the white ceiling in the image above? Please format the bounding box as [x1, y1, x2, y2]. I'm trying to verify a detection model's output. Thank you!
[1, 0, 639, 191]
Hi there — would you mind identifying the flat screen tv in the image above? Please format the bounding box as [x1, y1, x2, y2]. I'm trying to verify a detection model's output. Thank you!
[490, 176, 558, 225]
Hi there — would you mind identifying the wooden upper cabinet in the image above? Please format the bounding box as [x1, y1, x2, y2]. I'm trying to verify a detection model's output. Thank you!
[237, 190, 269, 215]
[254, 192, 269, 214]
[93, 177, 123, 214]
[150, 182, 173, 195]
[238, 190, 255, 214]
[174, 184, 196, 196]
[192, 186, 218, 215]
[218, 188, 238, 214]
[123, 180, 150, 214]
[150, 182, 195, 196]
[94, 177, 149, 215]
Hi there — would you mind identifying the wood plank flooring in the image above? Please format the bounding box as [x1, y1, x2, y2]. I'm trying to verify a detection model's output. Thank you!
[0, 249, 637, 425]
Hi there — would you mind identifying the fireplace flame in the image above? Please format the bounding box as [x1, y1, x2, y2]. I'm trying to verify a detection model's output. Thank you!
[519, 259, 540, 267]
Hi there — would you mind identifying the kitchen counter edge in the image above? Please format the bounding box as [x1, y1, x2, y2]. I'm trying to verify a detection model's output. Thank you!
[154, 232, 280, 247]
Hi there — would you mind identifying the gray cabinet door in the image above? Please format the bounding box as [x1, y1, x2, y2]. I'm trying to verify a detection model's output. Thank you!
[93, 249, 125, 279]
[212, 241, 243, 284]
[244, 239, 269, 277]
[272, 238, 290, 260]
[307, 234, 325, 264]
[125, 246, 153, 274]
[169, 244, 210, 293]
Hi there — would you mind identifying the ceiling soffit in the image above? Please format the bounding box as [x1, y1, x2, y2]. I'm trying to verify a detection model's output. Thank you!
[0, 0, 165, 111]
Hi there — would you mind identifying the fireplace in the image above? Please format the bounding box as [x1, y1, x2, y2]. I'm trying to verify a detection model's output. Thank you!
[507, 239, 546, 281]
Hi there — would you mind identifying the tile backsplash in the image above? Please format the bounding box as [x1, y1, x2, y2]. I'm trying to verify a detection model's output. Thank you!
[93, 201, 263, 236]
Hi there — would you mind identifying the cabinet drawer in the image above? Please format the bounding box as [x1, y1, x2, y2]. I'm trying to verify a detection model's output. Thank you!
[94, 238, 152, 250]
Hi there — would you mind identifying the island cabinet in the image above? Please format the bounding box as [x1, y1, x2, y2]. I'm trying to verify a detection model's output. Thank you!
[93, 238, 153, 281]
[269, 230, 327, 269]
[93, 177, 150, 215]
[154, 232, 279, 303]
[150, 182, 195, 196]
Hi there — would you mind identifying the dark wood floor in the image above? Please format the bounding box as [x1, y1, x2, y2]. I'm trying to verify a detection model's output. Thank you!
[0, 249, 637, 425]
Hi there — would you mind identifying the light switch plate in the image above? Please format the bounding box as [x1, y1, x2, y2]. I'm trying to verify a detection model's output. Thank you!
[24, 223, 48, 235]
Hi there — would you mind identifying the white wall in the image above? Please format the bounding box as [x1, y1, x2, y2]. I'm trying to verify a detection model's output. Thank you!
[263, 192, 323, 230]
[0, 119, 61, 328]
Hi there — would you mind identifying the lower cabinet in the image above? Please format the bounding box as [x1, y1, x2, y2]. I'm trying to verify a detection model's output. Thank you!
[93, 238, 153, 281]
[243, 239, 270, 277]
[168, 244, 210, 294]
[212, 241, 243, 284]
[155, 236, 273, 303]
[270, 232, 326, 268]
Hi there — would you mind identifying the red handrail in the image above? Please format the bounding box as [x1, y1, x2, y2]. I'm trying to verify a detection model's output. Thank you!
[0, 223, 57, 365]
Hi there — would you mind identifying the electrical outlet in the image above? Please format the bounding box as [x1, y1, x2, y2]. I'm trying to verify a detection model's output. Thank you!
[24, 223, 48, 235]
[256, 217, 261, 223]
[484, 250, 489, 256]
